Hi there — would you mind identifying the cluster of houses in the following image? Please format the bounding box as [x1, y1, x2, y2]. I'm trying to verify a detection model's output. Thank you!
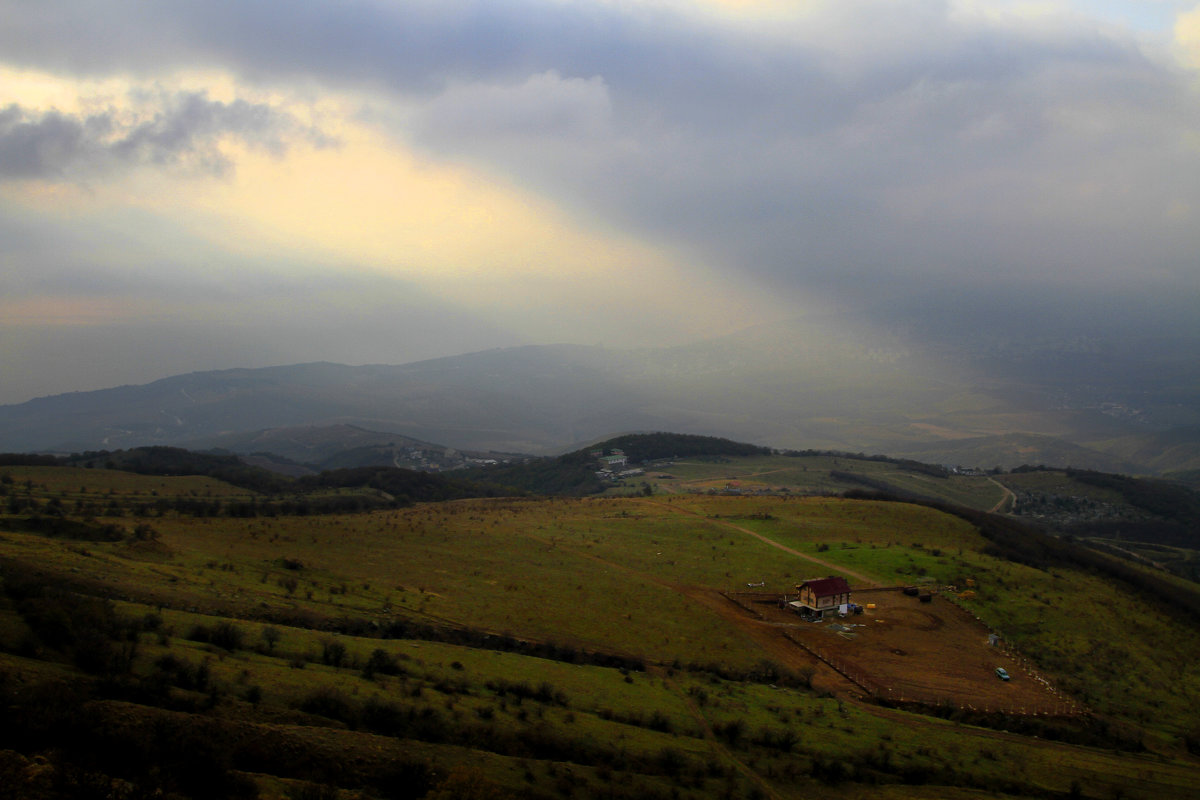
[706, 484, 779, 497]
[592, 448, 645, 482]
[395, 447, 514, 472]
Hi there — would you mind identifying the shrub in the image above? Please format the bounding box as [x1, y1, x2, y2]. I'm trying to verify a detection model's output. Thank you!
[299, 687, 356, 725]
[211, 621, 244, 651]
[362, 648, 405, 680]
[188, 621, 244, 651]
[320, 639, 347, 667]
[261, 626, 281, 652]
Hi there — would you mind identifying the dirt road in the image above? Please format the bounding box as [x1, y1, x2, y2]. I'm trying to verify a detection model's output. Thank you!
[987, 477, 1017, 513]
[633, 498, 880, 586]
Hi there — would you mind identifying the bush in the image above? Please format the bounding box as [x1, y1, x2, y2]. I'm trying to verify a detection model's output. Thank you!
[154, 654, 210, 691]
[189, 621, 244, 651]
[320, 639, 347, 667]
[211, 621, 244, 651]
[362, 648, 405, 679]
[299, 687, 356, 726]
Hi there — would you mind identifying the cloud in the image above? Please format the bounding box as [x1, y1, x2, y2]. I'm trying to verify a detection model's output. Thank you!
[297, 0, 1197, 300]
[420, 71, 613, 145]
[0, 90, 332, 181]
[1178, 3, 1200, 64]
[2, 0, 1200, 402]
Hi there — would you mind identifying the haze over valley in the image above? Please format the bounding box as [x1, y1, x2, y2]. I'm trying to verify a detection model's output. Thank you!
[4, 307, 1199, 479]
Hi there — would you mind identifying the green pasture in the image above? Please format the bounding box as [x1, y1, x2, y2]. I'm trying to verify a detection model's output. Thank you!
[0, 603, 718, 797]
[6, 480, 1200, 737]
[956, 561, 1200, 742]
[996, 470, 1126, 502]
[147, 502, 771, 669]
[1102, 539, 1200, 582]
[0, 465, 256, 500]
[646, 454, 1006, 510]
[9, 586, 1194, 800]
[3, 466, 1200, 799]
[674, 495, 984, 550]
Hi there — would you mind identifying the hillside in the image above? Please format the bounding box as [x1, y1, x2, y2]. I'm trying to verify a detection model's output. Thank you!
[1, 460, 1199, 799]
[3, 318, 1198, 474]
[886, 432, 1145, 477]
[4, 446, 515, 517]
[461, 433, 773, 496]
[182, 424, 526, 473]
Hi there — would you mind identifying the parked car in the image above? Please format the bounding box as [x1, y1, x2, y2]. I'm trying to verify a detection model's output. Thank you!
[995, 667, 1011, 681]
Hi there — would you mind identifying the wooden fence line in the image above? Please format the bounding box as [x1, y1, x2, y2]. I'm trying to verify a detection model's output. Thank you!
[723, 590, 1084, 718]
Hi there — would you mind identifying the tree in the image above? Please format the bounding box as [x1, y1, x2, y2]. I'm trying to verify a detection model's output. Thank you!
[426, 767, 512, 800]
[321, 639, 346, 667]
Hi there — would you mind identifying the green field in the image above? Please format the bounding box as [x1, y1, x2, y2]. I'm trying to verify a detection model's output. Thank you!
[1, 464, 1199, 799]
[631, 453, 1007, 510]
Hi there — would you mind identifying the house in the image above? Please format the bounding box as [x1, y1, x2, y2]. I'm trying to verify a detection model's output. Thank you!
[791, 576, 852, 619]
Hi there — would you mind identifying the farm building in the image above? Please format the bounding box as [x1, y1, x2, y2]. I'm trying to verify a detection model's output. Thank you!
[789, 576, 852, 619]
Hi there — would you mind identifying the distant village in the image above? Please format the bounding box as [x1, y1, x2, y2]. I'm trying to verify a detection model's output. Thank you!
[392, 446, 515, 473]
[591, 448, 646, 482]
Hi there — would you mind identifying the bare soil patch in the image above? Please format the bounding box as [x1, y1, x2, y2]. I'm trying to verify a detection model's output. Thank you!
[725, 587, 1076, 715]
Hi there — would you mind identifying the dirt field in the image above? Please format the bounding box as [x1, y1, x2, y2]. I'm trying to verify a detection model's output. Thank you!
[724, 588, 1077, 715]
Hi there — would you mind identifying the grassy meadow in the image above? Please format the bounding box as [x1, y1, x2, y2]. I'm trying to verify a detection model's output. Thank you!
[1, 463, 1199, 799]
[636, 452, 1006, 510]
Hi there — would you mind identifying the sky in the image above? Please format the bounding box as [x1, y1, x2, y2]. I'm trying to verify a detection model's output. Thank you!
[2, 0, 1199, 405]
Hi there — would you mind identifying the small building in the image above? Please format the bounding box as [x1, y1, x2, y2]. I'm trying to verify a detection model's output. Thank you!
[791, 576, 852, 619]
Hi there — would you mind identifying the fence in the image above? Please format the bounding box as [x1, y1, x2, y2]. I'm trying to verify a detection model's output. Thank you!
[722, 590, 1085, 718]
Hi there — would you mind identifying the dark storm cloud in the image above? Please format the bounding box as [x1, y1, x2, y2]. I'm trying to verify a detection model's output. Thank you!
[0, 91, 331, 180]
[3, 0, 1198, 306]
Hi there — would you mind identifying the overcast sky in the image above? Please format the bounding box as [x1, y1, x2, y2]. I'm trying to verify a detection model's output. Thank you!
[2, 0, 1199, 404]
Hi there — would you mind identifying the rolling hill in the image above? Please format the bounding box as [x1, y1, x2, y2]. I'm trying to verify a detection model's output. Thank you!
[1, 453, 1199, 799]
[2, 317, 1198, 474]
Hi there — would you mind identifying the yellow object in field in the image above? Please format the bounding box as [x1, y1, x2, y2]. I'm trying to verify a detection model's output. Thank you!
[965, 578, 976, 588]
[959, 590, 976, 600]
[866, 603, 876, 610]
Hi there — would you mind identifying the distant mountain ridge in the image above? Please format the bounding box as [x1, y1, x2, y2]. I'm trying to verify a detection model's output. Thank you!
[0, 349, 631, 455]
[3, 319, 1198, 475]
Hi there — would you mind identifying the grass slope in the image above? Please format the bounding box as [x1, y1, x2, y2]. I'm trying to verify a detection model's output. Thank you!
[0, 464, 1198, 799]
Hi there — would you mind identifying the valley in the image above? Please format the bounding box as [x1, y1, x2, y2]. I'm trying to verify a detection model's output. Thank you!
[4, 325, 1199, 478]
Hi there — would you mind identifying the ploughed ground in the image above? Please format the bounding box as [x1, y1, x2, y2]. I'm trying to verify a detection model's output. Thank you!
[721, 588, 1074, 715]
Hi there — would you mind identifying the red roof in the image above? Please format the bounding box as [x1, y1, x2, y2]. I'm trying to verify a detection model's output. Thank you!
[798, 577, 851, 597]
